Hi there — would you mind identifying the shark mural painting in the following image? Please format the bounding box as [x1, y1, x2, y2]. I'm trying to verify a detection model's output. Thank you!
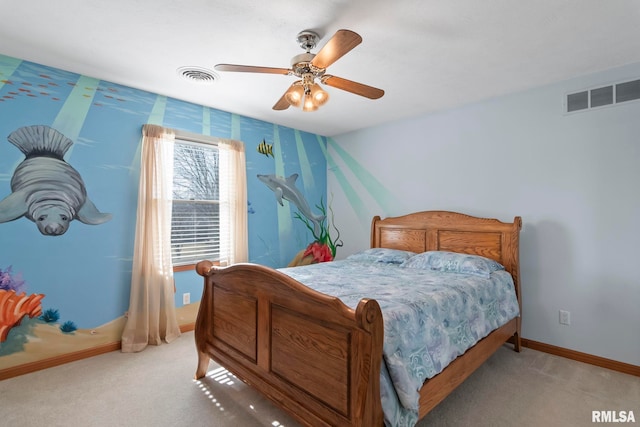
[0, 125, 112, 236]
[258, 173, 325, 236]
[258, 173, 341, 266]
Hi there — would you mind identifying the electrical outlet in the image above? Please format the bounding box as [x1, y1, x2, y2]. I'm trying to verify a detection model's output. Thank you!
[559, 310, 570, 325]
[182, 292, 190, 305]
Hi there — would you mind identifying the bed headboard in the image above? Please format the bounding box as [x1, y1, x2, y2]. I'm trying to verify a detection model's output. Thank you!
[371, 210, 522, 300]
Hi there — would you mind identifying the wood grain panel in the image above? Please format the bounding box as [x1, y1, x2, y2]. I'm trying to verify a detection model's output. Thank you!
[436, 230, 502, 262]
[271, 305, 351, 416]
[212, 287, 257, 362]
[378, 228, 426, 252]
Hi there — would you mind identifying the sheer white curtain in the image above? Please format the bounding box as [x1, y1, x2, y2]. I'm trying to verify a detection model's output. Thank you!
[121, 124, 181, 353]
[218, 138, 248, 264]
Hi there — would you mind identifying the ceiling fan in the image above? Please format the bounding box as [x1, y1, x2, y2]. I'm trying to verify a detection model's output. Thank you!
[214, 29, 384, 112]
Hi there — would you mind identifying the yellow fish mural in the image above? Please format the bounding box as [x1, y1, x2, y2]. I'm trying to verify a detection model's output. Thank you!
[257, 139, 273, 158]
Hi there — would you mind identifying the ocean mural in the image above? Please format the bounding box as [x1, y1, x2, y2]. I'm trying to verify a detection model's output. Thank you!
[0, 52, 329, 374]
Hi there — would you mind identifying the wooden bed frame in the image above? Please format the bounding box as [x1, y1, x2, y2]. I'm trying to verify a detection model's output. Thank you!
[194, 210, 522, 426]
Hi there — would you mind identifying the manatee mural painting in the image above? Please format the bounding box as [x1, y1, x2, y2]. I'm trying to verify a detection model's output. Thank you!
[0, 125, 112, 236]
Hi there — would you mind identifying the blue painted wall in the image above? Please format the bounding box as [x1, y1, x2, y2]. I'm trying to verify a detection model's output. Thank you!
[0, 53, 328, 351]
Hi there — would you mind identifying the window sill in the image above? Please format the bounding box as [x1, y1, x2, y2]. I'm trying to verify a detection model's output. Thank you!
[173, 264, 194, 273]
[173, 261, 220, 273]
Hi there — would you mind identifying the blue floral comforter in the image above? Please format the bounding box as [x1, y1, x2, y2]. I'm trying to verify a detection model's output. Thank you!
[279, 258, 520, 426]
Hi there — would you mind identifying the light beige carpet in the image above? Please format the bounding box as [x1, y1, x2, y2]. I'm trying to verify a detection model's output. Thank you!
[1, 331, 638, 427]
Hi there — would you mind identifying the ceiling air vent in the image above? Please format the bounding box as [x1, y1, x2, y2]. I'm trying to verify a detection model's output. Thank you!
[566, 78, 640, 113]
[177, 66, 219, 84]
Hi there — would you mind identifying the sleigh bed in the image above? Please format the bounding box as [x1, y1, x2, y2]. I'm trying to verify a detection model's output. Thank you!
[194, 210, 522, 426]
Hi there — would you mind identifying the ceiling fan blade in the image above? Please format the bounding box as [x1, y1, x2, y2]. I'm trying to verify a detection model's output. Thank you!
[214, 64, 291, 75]
[273, 90, 291, 110]
[322, 75, 384, 100]
[311, 29, 362, 69]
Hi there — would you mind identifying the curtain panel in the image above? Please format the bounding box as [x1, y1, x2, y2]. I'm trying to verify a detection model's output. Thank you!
[121, 126, 248, 353]
[121, 124, 180, 353]
[218, 138, 248, 265]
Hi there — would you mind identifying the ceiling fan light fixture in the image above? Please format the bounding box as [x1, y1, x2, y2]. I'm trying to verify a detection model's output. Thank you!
[214, 29, 383, 112]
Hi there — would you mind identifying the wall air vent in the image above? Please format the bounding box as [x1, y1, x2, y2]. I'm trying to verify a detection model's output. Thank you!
[567, 91, 589, 112]
[590, 85, 613, 108]
[616, 79, 640, 103]
[566, 78, 640, 113]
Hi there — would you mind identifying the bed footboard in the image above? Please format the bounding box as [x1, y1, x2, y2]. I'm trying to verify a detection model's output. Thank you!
[195, 261, 385, 427]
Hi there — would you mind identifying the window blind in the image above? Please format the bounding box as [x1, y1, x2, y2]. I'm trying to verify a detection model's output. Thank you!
[171, 140, 221, 266]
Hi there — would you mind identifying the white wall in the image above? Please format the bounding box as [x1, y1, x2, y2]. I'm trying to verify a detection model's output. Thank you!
[328, 62, 640, 366]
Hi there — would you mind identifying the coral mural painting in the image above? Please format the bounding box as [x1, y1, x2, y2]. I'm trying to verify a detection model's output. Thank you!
[0, 125, 112, 236]
[0, 266, 44, 343]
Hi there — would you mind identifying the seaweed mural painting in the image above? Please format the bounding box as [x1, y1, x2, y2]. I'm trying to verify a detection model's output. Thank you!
[291, 196, 342, 266]
[257, 173, 342, 266]
[0, 125, 112, 236]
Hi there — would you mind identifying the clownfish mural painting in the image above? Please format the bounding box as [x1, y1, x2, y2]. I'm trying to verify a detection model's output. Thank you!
[0, 125, 112, 236]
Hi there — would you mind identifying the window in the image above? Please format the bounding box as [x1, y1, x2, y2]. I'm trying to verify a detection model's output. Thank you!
[171, 139, 220, 268]
[166, 130, 247, 271]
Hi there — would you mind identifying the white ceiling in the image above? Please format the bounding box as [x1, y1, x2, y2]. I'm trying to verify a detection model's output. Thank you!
[2, 0, 640, 137]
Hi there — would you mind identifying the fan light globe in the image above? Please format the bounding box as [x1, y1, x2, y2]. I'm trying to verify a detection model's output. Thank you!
[285, 84, 304, 107]
[302, 94, 318, 112]
[310, 84, 329, 106]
